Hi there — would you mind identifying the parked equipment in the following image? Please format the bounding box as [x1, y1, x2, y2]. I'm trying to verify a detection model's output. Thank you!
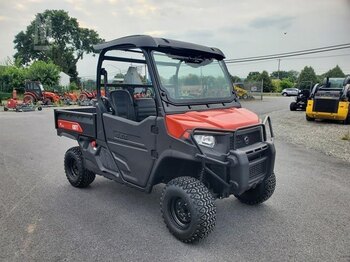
[234, 84, 249, 99]
[290, 88, 311, 111]
[4, 89, 42, 112]
[54, 35, 276, 243]
[78, 89, 105, 106]
[306, 76, 350, 124]
[61, 92, 78, 105]
[23, 81, 60, 105]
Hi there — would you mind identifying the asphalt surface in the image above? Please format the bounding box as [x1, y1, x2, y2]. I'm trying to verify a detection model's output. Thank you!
[0, 97, 349, 262]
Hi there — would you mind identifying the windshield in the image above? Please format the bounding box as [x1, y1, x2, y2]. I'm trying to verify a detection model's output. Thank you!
[326, 78, 344, 89]
[153, 51, 233, 103]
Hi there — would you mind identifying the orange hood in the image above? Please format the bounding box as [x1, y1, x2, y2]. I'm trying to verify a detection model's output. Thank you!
[165, 107, 259, 138]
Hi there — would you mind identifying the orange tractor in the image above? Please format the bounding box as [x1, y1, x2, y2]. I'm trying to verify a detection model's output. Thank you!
[4, 89, 42, 112]
[23, 81, 60, 105]
[78, 89, 105, 105]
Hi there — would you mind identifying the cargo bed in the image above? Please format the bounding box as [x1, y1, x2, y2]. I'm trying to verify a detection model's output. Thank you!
[54, 107, 97, 139]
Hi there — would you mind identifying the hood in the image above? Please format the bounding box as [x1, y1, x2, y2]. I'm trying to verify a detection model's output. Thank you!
[165, 107, 259, 138]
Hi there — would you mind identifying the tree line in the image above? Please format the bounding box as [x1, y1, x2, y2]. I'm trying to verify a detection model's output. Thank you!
[230, 65, 347, 92]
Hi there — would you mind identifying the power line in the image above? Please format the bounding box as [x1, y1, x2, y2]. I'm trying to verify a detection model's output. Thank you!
[282, 53, 350, 61]
[226, 43, 350, 61]
[226, 52, 350, 65]
[225, 44, 350, 63]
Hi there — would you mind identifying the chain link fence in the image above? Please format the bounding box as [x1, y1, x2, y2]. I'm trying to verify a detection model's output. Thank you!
[234, 80, 264, 100]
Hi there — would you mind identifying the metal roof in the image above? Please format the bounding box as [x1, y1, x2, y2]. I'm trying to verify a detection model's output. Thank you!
[93, 35, 225, 60]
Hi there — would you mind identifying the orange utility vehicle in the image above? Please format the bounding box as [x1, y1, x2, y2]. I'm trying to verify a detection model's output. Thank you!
[54, 35, 276, 243]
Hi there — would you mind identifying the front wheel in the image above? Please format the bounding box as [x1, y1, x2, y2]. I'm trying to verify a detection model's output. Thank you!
[161, 176, 216, 243]
[282, 93, 288, 96]
[234, 173, 276, 205]
[64, 147, 95, 188]
[290, 102, 297, 111]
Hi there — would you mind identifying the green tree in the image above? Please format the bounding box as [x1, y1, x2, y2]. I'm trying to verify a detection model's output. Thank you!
[13, 10, 102, 82]
[270, 70, 299, 82]
[230, 75, 241, 83]
[246, 71, 261, 81]
[322, 65, 345, 78]
[259, 71, 273, 92]
[297, 66, 318, 90]
[246, 71, 273, 92]
[271, 79, 281, 92]
[26, 60, 60, 88]
[280, 78, 294, 90]
[0, 66, 27, 91]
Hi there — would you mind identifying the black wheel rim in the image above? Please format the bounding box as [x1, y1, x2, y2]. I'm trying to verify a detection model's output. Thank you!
[69, 158, 79, 179]
[169, 197, 191, 229]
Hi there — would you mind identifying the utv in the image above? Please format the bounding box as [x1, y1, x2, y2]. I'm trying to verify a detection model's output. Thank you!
[54, 35, 276, 243]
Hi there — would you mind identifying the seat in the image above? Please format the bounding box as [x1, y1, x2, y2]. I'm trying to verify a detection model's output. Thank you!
[134, 98, 157, 121]
[110, 90, 136, 121]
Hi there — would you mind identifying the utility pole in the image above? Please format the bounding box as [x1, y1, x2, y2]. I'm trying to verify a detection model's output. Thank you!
[277, 59, 281, 79]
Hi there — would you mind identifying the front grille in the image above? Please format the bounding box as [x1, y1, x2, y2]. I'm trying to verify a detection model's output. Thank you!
[230, 127, 263, 149]
[313, 98, 339, 113]
[249, 159, 267, 181]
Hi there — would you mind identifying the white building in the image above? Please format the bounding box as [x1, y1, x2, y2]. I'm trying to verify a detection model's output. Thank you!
[59, 72, 70, 86]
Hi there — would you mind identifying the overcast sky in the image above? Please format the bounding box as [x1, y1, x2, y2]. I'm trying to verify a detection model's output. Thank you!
[0, 0, 349, 79]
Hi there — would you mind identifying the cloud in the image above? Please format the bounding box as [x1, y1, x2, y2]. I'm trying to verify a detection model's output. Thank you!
[125, 0, 158, 17]
[249, 16, 295, 30]
[143, 30, 167, 36]
[0, 16, 9, 21]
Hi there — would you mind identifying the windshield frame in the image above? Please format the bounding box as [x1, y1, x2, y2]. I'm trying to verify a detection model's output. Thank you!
[151, 50, 236, 106]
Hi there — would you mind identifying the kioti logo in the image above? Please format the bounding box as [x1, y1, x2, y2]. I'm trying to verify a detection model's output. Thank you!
[244, 136, 250, 145]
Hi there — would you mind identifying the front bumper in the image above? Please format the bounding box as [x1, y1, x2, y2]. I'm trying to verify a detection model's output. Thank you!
[228, 141, 275, 194]
[194, 117, 276, 196]
[196, 141, 275, 196]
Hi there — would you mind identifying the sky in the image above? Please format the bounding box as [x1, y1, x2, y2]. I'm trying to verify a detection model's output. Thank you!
[0, 0, 349, 79]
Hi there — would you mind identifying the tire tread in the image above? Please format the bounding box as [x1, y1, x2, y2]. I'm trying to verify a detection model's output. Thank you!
[160, 176, 216, 243]
[64, 146, 95, 188]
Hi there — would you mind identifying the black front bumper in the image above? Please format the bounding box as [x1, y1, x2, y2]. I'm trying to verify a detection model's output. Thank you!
[194, 117, 275, 196]
[196, 141, 275, 196]
[228, 141, 275, 195]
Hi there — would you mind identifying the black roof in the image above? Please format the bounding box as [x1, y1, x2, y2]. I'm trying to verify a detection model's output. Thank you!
[93, 35, 225, 60]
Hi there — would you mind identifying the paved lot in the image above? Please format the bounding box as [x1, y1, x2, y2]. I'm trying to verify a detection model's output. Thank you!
[0, 97, 349, 262]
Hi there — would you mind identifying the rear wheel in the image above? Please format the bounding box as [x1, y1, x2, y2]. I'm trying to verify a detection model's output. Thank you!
[282, 92, 288, 96]
[23, 95, 35, 104]
[64, 147, 95, 188]
[4, 107, 8, 111]
[306, 115, 315, 121]
[242, 94, 248, 100]
[235, 173, 276, 205]
[290, 102, 297, 111]
[161, 176, 216, 243]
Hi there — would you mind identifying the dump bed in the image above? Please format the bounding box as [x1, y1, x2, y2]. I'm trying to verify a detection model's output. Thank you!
[54, 107, 97, 139]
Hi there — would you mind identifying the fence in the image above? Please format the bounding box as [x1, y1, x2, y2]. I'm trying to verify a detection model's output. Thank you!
[234, 80, 264, 100]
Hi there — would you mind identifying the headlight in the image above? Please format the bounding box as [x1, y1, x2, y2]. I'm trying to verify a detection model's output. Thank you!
[193, 135, 216, 148]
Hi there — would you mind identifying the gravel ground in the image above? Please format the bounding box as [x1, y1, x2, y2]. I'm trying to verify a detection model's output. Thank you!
[268, 107, 350, 163]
